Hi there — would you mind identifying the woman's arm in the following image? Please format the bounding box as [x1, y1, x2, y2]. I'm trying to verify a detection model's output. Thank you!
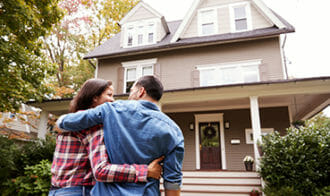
[86, 128, 163, 182]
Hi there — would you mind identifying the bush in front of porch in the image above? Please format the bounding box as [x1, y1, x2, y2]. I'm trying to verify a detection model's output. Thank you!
[259, 114, 330, 196]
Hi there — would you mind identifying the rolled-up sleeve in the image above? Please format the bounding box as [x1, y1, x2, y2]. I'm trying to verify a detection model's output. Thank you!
[163, 140, 184, 190]
[57, 102, 109, 131]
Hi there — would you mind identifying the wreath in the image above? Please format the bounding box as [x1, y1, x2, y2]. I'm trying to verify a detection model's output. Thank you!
[203, 126, 216, 139]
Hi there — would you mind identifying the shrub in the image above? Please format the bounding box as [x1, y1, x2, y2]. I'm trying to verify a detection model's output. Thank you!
[3, 160, 52, 196]
[259, 118, 330, 196]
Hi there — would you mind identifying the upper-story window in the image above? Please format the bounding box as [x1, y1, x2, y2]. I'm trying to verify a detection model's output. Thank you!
[124, 20, 156, 48]
[122, 58, 157, 93]
[198, 8, 218, 36]
[230, 3, 252, 32]
[197, 60, 261, 86]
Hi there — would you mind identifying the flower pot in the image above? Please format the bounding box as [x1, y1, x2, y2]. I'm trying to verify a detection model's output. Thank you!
[244, 162, 253, 171]
[250, 192, 260, 196]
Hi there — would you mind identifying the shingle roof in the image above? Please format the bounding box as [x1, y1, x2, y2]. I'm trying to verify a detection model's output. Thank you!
[84, 14, 294, 60]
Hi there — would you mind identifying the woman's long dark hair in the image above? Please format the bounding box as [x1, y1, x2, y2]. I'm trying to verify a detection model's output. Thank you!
[69, 79, 112, 113]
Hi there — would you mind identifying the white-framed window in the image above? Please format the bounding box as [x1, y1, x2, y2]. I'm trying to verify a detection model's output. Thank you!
[229, 3, 252, 32]
[197, 60, 261, 86]
[245, 128, 274, 144]
[124, 19, 156, 48]
[122, 58, 157, 93]
[198, 8, 218, 36]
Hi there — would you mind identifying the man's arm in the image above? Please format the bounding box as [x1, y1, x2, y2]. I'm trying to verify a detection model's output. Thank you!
[56, 102, 109, 131]
[163, 140, 184, 193]
[87, 129, 163, 182]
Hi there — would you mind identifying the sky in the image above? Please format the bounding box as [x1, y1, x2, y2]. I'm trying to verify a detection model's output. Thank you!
[143, 0, 330, 116]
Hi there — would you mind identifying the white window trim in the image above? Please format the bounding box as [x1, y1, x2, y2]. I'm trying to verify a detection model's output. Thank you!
[196, 59, 262, 86]
[229, 2, 252, 33]
[197, 7, 218, 36]
[194, 113, 226, 170]
[122, 58, 157, 93]
[245, 128, 274, 144]
[123, 19, 158, 48]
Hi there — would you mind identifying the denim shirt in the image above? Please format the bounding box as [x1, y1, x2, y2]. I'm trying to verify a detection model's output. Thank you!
[57, 100, 184, 196]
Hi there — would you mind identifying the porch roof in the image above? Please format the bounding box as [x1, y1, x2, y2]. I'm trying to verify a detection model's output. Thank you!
[28, 77, 330, 119]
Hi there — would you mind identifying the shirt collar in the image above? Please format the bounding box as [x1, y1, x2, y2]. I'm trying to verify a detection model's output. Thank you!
[138, 100, 160, 111]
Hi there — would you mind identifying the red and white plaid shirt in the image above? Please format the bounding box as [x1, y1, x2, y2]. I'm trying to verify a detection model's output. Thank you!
[51, 125, 148, 187]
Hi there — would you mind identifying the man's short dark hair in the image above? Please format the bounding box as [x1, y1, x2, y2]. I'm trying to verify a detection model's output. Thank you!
[135, 76, 163, 101]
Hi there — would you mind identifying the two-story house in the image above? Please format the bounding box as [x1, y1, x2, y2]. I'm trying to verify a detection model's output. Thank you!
[30, 0, 330, 194]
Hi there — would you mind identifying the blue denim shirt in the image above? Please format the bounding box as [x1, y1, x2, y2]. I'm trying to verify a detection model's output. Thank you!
[57, 100, 184, 196]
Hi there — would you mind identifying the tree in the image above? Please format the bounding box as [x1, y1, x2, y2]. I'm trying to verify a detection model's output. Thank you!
[43, 0, 139, 99]
[0, 0, 62, 112]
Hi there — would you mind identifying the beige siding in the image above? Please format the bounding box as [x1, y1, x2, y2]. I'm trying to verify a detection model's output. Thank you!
[200, 0, 243, 8]
[166, 107, 290, 171]
[126, 6, 156, 23]
[98, 37, 284, 92]
[182, 0, 273, 38]
[250, 4, 272, 29]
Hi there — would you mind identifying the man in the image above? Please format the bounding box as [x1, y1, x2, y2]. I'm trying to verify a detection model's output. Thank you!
[57, 76, 184, 196]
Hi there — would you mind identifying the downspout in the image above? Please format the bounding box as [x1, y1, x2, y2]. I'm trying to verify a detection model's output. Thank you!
[88, 59, 98, 78]
[281, 34, 289, 79]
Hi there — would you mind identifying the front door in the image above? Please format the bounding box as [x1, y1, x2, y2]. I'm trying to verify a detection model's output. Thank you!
[199, 122, 221, 169]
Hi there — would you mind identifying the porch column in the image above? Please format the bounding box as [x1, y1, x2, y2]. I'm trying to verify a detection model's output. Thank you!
[38, 110, 49, 140]
[249, 96, 262, 170]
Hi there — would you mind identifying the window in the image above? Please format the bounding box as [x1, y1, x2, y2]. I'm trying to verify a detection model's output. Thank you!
[127, 27, 134, 46]
[230, 3, 251, 32]
[124, 20, 156, 47]
[122, 58, 157, 93]
[198, 60, 261, 86]
[245, 128, 274, 144]
[198, 9, 217, 36]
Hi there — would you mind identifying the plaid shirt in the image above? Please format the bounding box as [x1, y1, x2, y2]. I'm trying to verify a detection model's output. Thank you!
[51, 125, 148, 187]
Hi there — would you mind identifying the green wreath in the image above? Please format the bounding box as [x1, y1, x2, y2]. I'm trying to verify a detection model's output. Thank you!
[203, 126, 216, 139]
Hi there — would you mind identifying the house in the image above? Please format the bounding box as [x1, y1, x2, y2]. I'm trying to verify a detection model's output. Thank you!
[0, 104, 41, 140]
[30, 0, 330, 194]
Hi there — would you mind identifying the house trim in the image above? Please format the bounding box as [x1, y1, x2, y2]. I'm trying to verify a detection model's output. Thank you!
[197, 7, 219, 36]
[252, 0, 286, 29]
[194, 113, 226, 170]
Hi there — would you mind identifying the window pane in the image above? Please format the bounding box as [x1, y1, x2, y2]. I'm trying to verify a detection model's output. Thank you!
[200, 69, 216, 86]
[142, 66, 153, 76]
[234, 6, 246, 19]
[243, 66, 259, 82]
[201, 10, 214, 22]
[202, 23, 214, 35]
[126, 68, 136, 81]
[126, 81, 135, 93]
[138, 34, 143, 45]
[128, 35, 133, 46]
[148, 33, 154, 43]
[235, 19, 247, 31]
[220, 67, 240, 84]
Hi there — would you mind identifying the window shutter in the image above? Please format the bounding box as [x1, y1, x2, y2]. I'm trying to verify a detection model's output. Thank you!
[154, 62, 161, 79]
[192, 69, 200, 87]
[117, 67, 125, 94]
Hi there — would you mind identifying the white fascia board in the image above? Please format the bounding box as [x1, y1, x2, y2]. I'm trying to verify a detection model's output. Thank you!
[196, 59, 263, 70]
[170, 0, 202, 43]
[252, 0, 286, 29]
[119, 1, 163, 26]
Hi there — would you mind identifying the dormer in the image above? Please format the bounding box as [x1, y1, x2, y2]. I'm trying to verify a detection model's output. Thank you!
[119, 1, 169, 48]
[171, 0, 287, 42]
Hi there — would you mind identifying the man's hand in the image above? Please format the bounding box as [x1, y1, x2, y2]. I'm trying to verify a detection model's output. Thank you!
[147, 156, 164, 179]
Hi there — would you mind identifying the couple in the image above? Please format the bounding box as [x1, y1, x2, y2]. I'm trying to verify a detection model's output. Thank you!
[50, 76, 184, 196]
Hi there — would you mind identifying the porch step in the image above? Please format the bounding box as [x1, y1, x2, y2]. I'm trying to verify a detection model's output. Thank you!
[160, 171, 262, 196]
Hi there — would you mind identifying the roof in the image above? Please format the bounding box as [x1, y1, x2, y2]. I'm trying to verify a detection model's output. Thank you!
[84, 2, 294, 60]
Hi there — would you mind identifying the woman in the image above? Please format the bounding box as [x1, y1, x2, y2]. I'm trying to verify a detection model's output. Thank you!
[49, 79, 162, 196]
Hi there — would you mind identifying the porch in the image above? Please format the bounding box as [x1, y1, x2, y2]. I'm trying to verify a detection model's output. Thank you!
[160, 171, 262, 196]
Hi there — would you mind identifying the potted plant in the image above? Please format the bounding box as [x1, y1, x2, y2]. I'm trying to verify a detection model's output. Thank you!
[243, 155, 254, 171]
[250, 188, 261, 196]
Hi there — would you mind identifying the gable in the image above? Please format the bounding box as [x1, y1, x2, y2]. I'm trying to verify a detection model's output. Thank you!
[181, 0, 273, 39]
[125, 6, 158, 23]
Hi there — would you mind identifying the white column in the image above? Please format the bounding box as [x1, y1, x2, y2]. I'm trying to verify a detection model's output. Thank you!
[249, 96, 262, 170]
[37, 110, 49, 140]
